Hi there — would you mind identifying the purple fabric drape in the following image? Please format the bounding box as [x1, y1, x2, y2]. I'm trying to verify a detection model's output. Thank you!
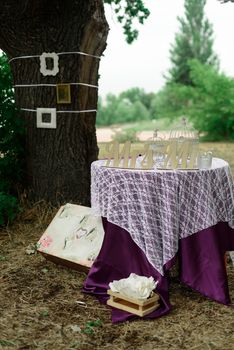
[83, 219, 234, 323]
[179, 222, 234, 304]
[83, 218, 176, 323]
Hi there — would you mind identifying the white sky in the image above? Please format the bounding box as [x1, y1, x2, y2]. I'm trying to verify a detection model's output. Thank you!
[98, 0, 234, 97]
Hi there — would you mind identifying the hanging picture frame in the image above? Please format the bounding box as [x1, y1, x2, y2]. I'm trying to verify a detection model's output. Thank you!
[56, 84, 71, 104]
[36, 108, 57, 129]
[40, 52, 59, 76]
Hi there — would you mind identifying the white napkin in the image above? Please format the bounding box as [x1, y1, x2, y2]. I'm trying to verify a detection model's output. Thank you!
[109, 273, 157, 300]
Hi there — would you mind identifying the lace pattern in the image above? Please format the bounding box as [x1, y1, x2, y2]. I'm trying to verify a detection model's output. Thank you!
[91, 158, 234, 275]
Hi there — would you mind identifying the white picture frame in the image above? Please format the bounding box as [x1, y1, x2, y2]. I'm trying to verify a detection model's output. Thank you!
[40, 52, 59, 76]
[36, 108, 57, 129]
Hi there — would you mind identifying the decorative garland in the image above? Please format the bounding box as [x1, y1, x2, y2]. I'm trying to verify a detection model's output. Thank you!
[8, 50, 101, 63]
[11, 51, 100, 129]
[21, 108, 97, 114]
[14, 82, 98, 89]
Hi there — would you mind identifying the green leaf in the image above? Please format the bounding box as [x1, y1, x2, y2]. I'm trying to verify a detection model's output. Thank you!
[86, 319, 102, 327]
[0, 339, 16, 346]
[104, 0, 150, 43]
[0, 52, 25, 226]
[41, 268, 49, 273]
[0, 255, 7, 261]
[40, 310, 49, 317]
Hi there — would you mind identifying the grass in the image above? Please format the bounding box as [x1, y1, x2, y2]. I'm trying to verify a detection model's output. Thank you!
[0, 202, 233, 350]
[121, 118, 178, 132]
[99, 117, 207, 133]
[102, 118, 182, 133]
[0, 140, 234, 349]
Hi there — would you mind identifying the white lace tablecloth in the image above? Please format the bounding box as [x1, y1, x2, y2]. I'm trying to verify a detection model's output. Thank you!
[91, 158, 234, 275]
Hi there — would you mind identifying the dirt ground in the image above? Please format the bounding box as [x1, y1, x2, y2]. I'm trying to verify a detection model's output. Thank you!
[1, 205, 234, 350]
[1, 142, 234, 350]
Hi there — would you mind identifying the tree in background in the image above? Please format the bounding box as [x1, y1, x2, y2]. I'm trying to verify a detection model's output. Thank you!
[167, 0, 219, 85]
[157, 60, 234, 141]
[184, 60, 234, 140]
[0, 0, 150, 206]
[152, 83, 192, 120]
[156, 0, 234, 140]
[96, 88, 154, 126]
[119, 87, 155, 111]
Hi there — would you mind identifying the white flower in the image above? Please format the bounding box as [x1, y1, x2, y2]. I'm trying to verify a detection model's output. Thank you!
[109, 273, 157, 300]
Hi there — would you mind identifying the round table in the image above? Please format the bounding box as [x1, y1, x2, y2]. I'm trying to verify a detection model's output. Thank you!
[91, 158, 234, 275]
[83, 158, 234, 323]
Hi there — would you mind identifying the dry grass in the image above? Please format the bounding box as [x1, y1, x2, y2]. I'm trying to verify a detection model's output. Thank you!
[1, 143, 234, 350]
[1, 207, 234, 350]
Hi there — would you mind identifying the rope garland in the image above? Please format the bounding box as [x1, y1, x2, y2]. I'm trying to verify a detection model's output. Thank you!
[11, 51, 99, 119]
[14, 82, 98, 89]
[8, 51, 101, 63]
[21, 108, 97, 114]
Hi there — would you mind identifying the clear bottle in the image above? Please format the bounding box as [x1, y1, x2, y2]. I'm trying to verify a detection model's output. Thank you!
[149, 129, 166, 168]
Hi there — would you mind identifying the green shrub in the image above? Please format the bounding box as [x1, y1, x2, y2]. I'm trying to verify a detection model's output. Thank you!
[97, 90, 153, 126]
[112, 129, 139, 143]
[155, 60, 234, 141]
[0, 192, 19, 225]
[187, 60, 234, 141]
[0, 53, 25, 225]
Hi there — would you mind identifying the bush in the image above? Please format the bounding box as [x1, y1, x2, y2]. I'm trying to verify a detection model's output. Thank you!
[155, 60, 234, 141]
[153, 83, 193, 120]
[0, 52, 25, 225]
[112, 129, 139, 143]
[187, 60, 234, 140]
[0, 192, 19, 225]
[96, 90, 153, 126]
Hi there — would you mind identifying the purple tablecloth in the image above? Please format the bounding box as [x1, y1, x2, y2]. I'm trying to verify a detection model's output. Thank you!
[83, 219, 234, 323]
[91, 158, 234, 276]
[179, 221, 234, 304]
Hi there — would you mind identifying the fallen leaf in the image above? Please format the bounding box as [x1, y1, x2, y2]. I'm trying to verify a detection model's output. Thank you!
[70, 325, 81, 332]
[25, 243, 37, 255]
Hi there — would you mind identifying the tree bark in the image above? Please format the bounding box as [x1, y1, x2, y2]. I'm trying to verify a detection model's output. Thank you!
[0, 0, 109, 205]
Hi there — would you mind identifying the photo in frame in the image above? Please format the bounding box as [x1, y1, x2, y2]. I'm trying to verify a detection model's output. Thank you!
[56, 84, 71, 104]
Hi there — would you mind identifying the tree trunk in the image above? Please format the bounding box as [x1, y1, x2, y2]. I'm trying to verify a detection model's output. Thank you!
[0, 0, 109, 205]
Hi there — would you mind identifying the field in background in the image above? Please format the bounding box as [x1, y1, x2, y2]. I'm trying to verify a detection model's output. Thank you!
[96, 118, 180, 142]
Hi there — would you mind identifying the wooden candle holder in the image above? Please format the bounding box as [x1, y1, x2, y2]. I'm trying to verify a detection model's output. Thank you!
[107, 289, 160, 317]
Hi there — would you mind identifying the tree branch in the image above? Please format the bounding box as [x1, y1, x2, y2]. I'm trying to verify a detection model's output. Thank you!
[218, 0, 234, 3]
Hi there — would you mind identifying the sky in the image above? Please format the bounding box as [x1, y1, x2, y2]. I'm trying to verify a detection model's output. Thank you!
[98, 0, 234, 97]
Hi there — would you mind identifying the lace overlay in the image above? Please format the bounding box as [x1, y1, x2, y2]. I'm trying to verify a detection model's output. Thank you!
[91, 158, 234, 275]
